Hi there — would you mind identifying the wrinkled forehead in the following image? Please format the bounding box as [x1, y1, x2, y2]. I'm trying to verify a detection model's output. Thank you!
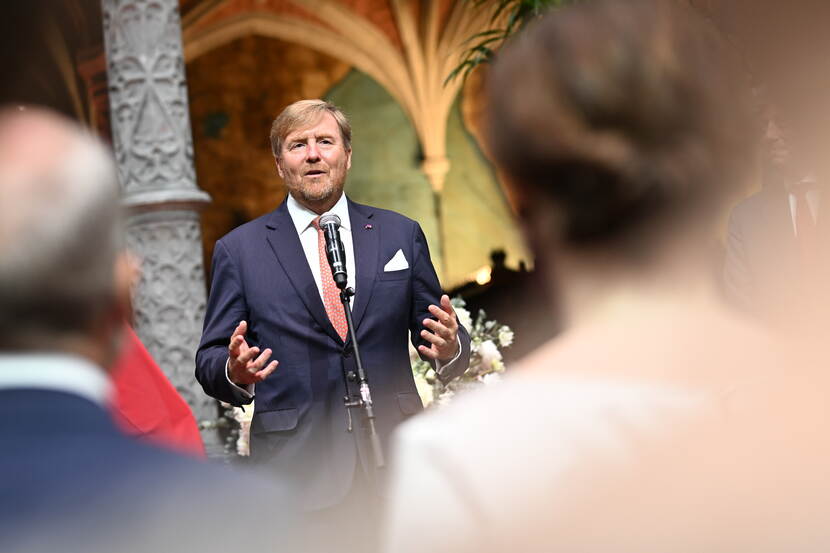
[283, 112, 341, 144]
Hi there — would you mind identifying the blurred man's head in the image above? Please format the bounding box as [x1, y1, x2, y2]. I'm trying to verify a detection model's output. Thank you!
[758, 101, 821, 188]
[0, 107, 128, 365]
[488, 0, 754, 261]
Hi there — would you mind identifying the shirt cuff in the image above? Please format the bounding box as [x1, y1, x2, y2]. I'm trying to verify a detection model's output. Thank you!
[434, 336, 462, 377]
[225, 357, 255, 398]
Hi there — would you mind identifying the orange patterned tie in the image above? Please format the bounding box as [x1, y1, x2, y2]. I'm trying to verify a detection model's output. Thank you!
[313, 217, 348, 340]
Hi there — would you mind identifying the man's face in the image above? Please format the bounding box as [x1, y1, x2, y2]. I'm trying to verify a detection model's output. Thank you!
[276, 112, 352, 211]
[765, 117, 791, 167]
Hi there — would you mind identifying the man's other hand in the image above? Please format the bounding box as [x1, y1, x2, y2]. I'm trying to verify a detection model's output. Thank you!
[419, 295, 460, 363]
[228, 320, 278, 386]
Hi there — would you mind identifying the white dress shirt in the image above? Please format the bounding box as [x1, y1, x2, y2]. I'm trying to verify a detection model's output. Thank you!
[0, 353, 112, 406]
[286, 192, 357, 304]
[788, 188, 821, 236]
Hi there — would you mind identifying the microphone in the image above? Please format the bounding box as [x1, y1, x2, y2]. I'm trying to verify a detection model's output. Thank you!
[318, 212, 348, 289]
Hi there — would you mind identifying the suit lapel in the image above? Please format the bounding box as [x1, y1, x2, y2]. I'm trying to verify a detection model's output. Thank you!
[264, 201, 343, 344]
[763, 185, 798, 253]
[349, 199, 378, 336]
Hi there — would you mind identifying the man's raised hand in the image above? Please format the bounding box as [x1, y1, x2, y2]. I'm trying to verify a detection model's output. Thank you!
[228, 320, 278, 386]
[419, 294, 461, 362]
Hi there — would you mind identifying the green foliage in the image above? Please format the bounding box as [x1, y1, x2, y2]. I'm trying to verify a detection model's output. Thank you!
[446, 0, 580, 85]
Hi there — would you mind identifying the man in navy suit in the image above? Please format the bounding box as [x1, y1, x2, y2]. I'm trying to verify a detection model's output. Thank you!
[724, 110, 830, 326]
[0, 108, 294, 553]
[195, 100, 471, 516]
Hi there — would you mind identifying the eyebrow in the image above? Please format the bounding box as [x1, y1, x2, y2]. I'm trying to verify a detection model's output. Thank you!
[287, 133, 337, 145]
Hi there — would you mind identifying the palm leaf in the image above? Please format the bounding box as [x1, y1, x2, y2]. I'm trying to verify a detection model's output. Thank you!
[447, 0, 580, 85]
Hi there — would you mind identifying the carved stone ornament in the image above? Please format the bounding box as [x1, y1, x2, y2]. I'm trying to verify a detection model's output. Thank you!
[102, 0, 209, 207]
[102, 0, 219, 453]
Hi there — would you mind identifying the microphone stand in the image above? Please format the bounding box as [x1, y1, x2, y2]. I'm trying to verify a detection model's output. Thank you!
[339, 285, 385, 469]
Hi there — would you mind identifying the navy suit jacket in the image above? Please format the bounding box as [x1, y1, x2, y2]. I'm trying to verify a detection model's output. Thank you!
[0, 388, 295, 553]
[195, 197, 471, 509]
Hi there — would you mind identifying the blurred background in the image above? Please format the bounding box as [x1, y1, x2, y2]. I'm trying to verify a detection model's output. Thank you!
[3, 0, 829, 453]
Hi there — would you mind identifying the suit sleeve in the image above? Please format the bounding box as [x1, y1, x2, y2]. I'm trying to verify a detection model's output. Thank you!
[195, 239, 254, 406]
[723, 207, 755, 314]
[408, 223, 471, 385]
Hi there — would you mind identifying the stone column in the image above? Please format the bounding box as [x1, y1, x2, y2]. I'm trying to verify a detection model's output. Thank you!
[101, 0, 222, 455]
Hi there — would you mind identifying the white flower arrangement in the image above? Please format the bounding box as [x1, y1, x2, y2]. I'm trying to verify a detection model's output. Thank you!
[231, 403, 254, 456]
[199, 402, 253, 458]
[411, 297, 512, 407]
[211, 297, 514, 458]
[211, 401, 254, 457]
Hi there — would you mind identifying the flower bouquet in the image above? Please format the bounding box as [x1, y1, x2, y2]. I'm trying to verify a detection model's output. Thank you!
[412, 297, 513, 407]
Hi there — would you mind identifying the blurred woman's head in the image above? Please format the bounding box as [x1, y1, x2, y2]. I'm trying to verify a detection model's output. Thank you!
[488, 0, 755, 269]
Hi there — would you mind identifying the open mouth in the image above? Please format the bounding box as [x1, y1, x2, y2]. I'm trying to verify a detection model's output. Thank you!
[305, 169, 326, 176]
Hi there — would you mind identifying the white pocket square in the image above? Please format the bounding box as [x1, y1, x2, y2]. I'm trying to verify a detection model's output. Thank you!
[384, 249, 409, 271]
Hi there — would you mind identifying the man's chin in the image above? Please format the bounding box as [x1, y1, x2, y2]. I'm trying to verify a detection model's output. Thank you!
[301, 190, 331, 202]
[299, 183, 340, 203]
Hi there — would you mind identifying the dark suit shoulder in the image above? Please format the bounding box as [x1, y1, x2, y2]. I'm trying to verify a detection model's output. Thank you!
[218, 211, 276, 244]
[728, 185, 787, 228]
[735, 185, 787, 213]
[348, 198, 420, 229]
[213, 204, 291, 258]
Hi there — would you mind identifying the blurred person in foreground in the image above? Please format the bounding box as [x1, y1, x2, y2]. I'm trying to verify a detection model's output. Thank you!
[383, 1, 830, 552]
[0, 108, 295, 553]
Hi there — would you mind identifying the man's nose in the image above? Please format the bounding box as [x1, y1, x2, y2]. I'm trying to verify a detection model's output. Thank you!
[306, 141, 321, 161]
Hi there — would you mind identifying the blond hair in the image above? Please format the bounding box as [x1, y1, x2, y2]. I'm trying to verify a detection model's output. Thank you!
[270, 99, 352, 157]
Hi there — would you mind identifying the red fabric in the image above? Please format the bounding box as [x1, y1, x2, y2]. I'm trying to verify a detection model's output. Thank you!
[314, 217, 348, 339]
[111, 325, 205, 457]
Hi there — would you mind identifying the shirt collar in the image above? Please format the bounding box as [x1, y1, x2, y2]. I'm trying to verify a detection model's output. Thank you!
[286, 192, 352, 234]
[786, 174, 820, 193]
[0, 353, 113, 406]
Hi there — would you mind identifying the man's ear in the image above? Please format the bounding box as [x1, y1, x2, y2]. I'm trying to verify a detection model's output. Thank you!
[346, 148, 352, 171]
[275, 155, 284, 179]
